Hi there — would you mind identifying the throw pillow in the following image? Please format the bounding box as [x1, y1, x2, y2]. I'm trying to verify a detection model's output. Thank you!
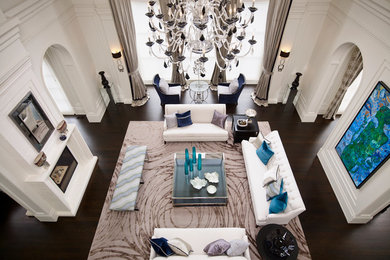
[229, 78, 239, 93]
[159, 78, 169, 94]
[211, 110, 228, 129]
[203, 239, 231, 256]
[164, 112, 178, 129]
[226, 239, 249, 256]
[150, 237, 174, 257]
[176, 110, 193, 127]
[167, 238, 193, 256]
[249, 131, 271, 149]
[256, 141, 274, 165]
[269, 178, 288, 214]
[263, 165, 279, 187]
[266, 177, 283, 200]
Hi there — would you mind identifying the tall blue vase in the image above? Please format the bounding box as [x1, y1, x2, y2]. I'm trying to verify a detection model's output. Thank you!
[192, 147, 196, 164]
[185, 148, 190, 164]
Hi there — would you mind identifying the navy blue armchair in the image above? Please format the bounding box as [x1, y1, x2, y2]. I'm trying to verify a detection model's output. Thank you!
[153, 74, 181, 106]
[217, 74, 246, 105]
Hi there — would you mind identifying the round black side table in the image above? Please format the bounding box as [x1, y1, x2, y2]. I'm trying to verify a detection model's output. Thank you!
[256, 224, 298, 260]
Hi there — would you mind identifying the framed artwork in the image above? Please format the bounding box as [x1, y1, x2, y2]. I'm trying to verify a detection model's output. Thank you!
[336, 81, 390, 188]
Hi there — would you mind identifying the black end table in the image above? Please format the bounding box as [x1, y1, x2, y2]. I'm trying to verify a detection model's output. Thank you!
[256, 224, 299, 260]
[232, 114, 259, 143]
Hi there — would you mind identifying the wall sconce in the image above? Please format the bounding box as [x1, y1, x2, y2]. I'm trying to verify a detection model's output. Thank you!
[111, 51, 124, 72]
[278, 50, 290, 72]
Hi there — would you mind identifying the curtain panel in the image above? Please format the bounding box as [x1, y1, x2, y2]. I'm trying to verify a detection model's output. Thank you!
[323, 46, 363, 119]
[252, 0, 292, 106]
[110, 0, 149, 106]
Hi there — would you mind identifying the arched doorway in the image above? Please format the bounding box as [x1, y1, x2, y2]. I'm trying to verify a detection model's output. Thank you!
[42, 45, 85, 115]
[319, 43, 363, 119]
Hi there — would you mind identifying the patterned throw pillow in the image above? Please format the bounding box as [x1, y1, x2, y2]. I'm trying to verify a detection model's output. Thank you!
[203, 239, 231, 256]
[266, 177, 283, 201]
[164, 112, 178, 129]
[167, 238, 193, 256]
[250, 131, 272, 149]
[150, 237, 174, 257]
[176, 110, 193, 127]
[226, 239, 249, 256]
[256, 141, 274, 165]
[211, 110, 228, 129]
[263, 165, 279, 187]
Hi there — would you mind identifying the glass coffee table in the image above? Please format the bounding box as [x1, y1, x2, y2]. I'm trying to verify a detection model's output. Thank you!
[172, 152, 227, 206]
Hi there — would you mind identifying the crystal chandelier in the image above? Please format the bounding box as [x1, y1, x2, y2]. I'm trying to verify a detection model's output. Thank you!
[145, 0, 258, 79]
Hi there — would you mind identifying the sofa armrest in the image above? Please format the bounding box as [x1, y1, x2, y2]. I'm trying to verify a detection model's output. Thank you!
[163, 119, 167, 130]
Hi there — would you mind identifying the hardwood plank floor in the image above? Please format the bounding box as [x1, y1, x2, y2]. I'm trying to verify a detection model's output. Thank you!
[1, 86, 389, 259]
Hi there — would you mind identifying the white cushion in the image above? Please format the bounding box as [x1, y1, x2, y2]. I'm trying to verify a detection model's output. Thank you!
[159, 78, 169, 94]
[163, 123, 228, 142]
[167, 85, 181, 98]
[217, 85, 232, 96]
[249, 131, 271, 149]
[229, 78, 239, 93]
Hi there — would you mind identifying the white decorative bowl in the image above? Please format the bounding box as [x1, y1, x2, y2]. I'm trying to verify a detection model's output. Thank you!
[207, 185, 217, 194]
[237, 119, 248, 127]
[245, 108, 257, 118]
[190, 177, 207, 190]
[204, 172, 219, 183]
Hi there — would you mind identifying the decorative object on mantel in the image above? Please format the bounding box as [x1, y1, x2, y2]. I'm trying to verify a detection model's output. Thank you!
[50, 166, 68, 184]
[9, 92, 54, 151]
[335, 81, 390, 188]
[56, 120, 68, 141]
[98, 71, 114, 104]
[145, 0, 258, 78]
[33, 151, 50, 168]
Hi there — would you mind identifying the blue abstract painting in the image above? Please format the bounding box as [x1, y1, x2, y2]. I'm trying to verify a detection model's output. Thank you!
[336, 81, 390, 188]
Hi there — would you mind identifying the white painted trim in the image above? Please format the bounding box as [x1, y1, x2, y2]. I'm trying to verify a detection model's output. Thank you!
[86, 96, 106, 123]
[294, 91, 317, 122]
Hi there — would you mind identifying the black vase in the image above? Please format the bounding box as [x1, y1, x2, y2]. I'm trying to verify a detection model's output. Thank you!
[291, 72, 302, 90]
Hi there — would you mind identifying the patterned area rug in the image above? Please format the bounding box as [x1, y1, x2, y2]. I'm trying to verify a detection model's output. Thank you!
[88, 121, 311, 260]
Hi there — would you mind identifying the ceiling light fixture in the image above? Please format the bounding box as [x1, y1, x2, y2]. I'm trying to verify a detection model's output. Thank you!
[145, 0, 258, 79]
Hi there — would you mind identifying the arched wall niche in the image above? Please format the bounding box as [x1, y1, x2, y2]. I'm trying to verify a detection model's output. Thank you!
[41, 44, 86, 115]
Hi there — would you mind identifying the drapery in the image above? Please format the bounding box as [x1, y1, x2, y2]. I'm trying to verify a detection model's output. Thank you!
[323, 46, 363, 119]
[159, 0, 186, 87]
[251, 0, 292, 106]
[109, 0, 149, 106]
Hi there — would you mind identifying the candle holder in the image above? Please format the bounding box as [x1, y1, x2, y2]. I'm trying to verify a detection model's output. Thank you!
[34, 151, 50, 168]
[56, 120, 68, 141]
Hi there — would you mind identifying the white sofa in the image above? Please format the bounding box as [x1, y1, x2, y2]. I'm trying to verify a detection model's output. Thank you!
[241, 131, 306, 226]
[150, 228, 251, 260]
[163, 104, 229, 142]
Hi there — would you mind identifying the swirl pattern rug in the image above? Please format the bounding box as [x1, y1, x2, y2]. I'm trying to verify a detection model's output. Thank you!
[88, 121, 311, 260]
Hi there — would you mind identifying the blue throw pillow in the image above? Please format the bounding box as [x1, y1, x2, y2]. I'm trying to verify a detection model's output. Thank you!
[256, 141, 274, 165]
[269, 179, 288, 214]
[176, 110, 193, 127]
[150, 237, 174, 257]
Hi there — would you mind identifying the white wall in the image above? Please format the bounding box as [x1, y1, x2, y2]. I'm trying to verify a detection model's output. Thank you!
[0, 0, 98, 221]
[292, 0, 390, 223]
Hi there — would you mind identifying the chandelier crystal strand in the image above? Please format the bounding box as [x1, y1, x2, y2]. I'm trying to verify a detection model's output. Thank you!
[145, 0, 257, 79]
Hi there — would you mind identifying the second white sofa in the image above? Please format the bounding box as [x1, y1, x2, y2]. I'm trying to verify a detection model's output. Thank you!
[242, 131, 306, 226]
[150, 228, 251, 259]
[163, 104, 229, 142]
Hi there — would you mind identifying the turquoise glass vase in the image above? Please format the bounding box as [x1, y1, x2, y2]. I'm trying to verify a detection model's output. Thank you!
[192, 147, 196, 164]
[197, 153, 202, 170]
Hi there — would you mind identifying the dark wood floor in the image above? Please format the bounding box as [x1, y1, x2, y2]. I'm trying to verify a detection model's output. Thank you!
[1, 86, 389, 259]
